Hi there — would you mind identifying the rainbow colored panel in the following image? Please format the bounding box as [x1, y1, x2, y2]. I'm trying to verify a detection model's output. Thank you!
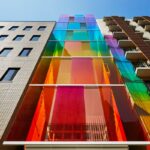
[6, 15, 150, 142]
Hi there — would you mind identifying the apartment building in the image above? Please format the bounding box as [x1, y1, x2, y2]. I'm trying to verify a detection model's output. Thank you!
[0, 15, 150, 150]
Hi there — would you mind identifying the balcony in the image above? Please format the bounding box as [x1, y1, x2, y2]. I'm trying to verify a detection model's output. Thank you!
[108, 25, 122, 32]
[103, 17, 112, 21]
[118, 40, 136, 49]
[138, 20, 150, 27]
[145, 25, 150, 31]
[135, 61, 150, 81]
[135, 32, 143, 38]
[133, 17, 144, 23]
[113, 32, 128, 40]
[125, 48, 146, 62]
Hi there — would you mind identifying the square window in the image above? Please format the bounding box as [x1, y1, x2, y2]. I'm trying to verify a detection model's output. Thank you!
[23, 26, 32, 31]
[13, 35, 24, 41]
[0, 26, 4, 30]
[9, 26, 19, 31]
[19, 48, 32, 56]
[30, 35, 40, 41]
[80, 23, 86, 29]
[38, 26, 46, 31]
[0, 48, 13, 56]
[0, 68, 20, 81]
[0, 35, 8, 41]
[69, 16, 74, 22]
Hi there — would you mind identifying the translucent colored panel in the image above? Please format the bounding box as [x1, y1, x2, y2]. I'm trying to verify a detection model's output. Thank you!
[68, 22, 80, 29]
[85, 14, 96, 22]
[6, 86, 147, 141]
[58, 15, 69, 22]
[54, 23, 68, 30]
[65, 30, 89, 41]
[43, 41, 110, 56]
[69, 16, 74, 22]
[31, 58, 123, 84]
[31, 58, 59, 84]
[88, 30, 104, 41]
[49, 30, 66, 41]
[90, 41, 110, 56]
[64, 41, 110, 56]
[7, 86, 55, 141]
[86, 22, 99, 30]
[43, 41, 64, 56]
[74, 14, 85, 23]
[49, 86, 108, 141]
[73, 31, 89, 40]
[80, 23, 87, 29]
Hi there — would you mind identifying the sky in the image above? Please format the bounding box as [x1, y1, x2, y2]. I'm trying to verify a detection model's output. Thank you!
[0, 0, 149, 21]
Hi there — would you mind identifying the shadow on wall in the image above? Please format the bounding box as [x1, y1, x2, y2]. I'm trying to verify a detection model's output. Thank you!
[129, 145, 150, 150]
[0, 144, 23, 150]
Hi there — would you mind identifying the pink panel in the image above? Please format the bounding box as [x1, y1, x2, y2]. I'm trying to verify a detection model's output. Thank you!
[71, 58, 96, 84]
[50, 86, 85, 124]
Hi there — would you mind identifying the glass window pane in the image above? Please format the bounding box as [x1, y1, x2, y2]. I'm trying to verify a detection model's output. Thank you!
[1, 68, 19, 81]
[30, 35, 40, 41]
[0, 35, 8, 41]
[0, 48, 12, 56]
[0, 26, 4, 29]
[38, 26, 46, 31]
[69, 16, 74, 22]
[88, 30, 104, 41]
[9, 26, 18, 31]
[43, 41, 64, 56]
[85, 15, 96, 22]
[13, 35, 24, 41]
[86, 22, 99, 30]
[19, 48, 32, 56]
[63, 41, 110, 56]
[74, 15, 85, 22]
[65, 30, 89, 41]
[80, 23, 86, 29]
[68, 22, 80, 30]
[23, 26, 32, 31]
[54, 23, 68, 30]
[49, 31, 66, 41]
[58, 15, 69, 22]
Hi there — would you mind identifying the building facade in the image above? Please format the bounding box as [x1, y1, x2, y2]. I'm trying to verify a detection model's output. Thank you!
[0, 15, 150, 150]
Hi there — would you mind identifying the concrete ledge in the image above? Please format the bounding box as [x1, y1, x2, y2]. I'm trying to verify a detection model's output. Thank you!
[25, 144, 129, 150]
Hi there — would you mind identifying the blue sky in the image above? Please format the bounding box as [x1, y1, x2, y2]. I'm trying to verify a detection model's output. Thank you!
[0, 0, 149, 21]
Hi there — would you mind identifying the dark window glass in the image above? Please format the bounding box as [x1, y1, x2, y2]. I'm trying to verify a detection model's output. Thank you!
[80, 23, 86, 29]
[0, 35, 8, 41]
[9, 26, 19, 31]
[19, 48, 32, 56]
[0, 48, 13, 56]
[0, 68, 20, 81]
[69, 16, 74, 22]
[13, 35, 24, 41]
[30, 35, 40, 41]
[0, 26, 4, 29]
[38, 26, 46, 31]
[23, 26, 32, 31]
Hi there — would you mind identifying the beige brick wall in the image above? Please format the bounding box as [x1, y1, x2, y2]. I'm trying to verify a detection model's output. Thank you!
[0, 21, 55, 139]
